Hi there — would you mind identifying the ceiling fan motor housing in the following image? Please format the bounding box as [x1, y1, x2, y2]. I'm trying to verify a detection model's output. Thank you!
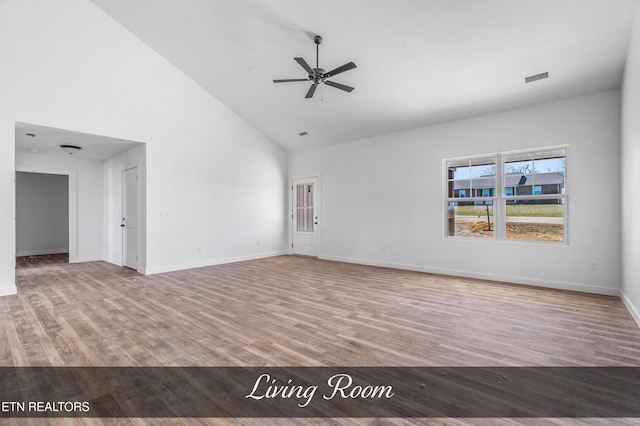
[312, 68, 326, 83]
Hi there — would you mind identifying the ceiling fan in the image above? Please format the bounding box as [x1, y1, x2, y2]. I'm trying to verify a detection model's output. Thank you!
[273, 35, 357, 99]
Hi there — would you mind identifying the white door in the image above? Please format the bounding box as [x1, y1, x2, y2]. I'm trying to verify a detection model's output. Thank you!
[292, 178, 319, 256]
[122, 167, 139, 269]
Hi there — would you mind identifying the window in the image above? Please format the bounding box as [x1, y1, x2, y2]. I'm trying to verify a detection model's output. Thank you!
[296, 183, 314, 232]
[445, 147, 567, 242]
[446, 156, 496, 238]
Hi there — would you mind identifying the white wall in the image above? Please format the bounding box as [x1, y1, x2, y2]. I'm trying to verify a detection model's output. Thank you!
[16, 172, 69, 256]
[290, 90, 621, 295]
[621, 3, 640, 325]
[0, 123, 15, 295]
[0, 0, 288, 295]
[16, 152, 105, 263]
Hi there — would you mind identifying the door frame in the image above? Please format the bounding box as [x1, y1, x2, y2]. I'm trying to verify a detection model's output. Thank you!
[15, 166, 78, 262]
[122, 166, 140, 270]
[290, 175, 321, 256]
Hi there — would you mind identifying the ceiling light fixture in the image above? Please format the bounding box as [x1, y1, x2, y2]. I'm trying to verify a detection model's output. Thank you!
[60, 144, 82, 155]
[525, 72, 549, 84]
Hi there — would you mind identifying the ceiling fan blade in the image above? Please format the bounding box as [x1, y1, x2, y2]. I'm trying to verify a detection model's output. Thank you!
[305, 83, 318, 99]
[273, 78, 309, 83]
[294, 57, 314, 75]
[325, 80, 354, 93]
[325, 61, 356, 78]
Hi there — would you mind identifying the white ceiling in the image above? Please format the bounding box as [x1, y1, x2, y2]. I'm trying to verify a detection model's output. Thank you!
[89, 0, 635, 152]
[15, 122, 143, 161]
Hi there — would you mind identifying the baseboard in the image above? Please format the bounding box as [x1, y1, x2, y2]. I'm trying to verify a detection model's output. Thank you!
[16, 249, 69, 257]
[621, 291, 640, 327]
[319, 254, 620, 296]
[141, 251, 290, 275]
[0, 284, 17, 296]
[70, 256, 103, 263]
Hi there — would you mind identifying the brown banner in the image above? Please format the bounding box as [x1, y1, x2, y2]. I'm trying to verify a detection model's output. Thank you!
[0, 367, 638, 418]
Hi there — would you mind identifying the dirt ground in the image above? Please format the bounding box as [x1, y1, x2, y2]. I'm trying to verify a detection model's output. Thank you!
[456, 221, 564, 241]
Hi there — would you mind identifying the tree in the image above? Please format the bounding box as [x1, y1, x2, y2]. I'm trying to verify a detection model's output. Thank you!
[505, 163, 532, 175]
[480, 165, 496, 176]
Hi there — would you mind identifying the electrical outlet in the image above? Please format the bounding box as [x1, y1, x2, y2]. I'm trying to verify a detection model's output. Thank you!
[256, 240, 261, 246]
[198, 246, 204, 253]
[589, 261, 597, 271]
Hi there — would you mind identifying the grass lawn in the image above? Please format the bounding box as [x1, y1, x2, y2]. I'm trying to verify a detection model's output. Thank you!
[455, 204, 564, 217]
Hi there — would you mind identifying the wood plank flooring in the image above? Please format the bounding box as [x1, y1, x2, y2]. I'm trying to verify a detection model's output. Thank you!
[2, 254, 640, 425]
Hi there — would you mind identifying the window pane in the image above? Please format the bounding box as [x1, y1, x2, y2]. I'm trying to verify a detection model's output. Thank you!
[305, 184, 313, 207]
[296, 185, 305, 208]
[448, 161, 495, 199]
[505, 198, 565, 241]
[505, 150, 565, 197]
[532, 157, 565, 195]
[305, 206, 313, 231]
[447, 200, 494, 238]
[297, 208, 305, 231]
[504, 159, 533, 175]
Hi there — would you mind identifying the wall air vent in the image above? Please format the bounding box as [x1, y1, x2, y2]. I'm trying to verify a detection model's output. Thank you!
[525, 72, 549, 84]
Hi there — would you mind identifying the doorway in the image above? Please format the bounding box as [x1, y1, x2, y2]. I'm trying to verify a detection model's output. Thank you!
[15, 167, 78, 262]
[292, 177, 320, 256]
[122, 167, 139, 269]
[15, 172, 69, 257]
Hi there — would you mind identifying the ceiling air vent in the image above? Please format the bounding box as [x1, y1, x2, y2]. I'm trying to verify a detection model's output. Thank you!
[525, 72, 549, 84]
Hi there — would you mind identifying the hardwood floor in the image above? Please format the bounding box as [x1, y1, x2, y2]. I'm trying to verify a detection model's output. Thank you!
[2, 254, 640, 425]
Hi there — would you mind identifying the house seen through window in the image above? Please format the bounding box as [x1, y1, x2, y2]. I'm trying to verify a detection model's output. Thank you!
[445, 147, 566, 242]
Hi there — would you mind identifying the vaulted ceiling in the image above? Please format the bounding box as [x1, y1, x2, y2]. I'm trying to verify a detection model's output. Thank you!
[89, 0, 636, 152]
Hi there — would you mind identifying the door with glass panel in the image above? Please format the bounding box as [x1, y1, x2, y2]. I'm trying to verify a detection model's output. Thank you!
[292, 178, 319, 256]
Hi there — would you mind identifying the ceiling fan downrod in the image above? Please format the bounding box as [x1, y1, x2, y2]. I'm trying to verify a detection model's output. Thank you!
[314, 35, 322, 69]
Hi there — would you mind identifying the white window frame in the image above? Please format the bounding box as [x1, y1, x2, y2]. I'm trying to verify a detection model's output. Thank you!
[444, 146, 568, 243]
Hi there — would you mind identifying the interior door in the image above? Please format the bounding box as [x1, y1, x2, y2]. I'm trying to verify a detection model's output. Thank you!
[292, 178, 319, 256]
[122, 167, 139, 269]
